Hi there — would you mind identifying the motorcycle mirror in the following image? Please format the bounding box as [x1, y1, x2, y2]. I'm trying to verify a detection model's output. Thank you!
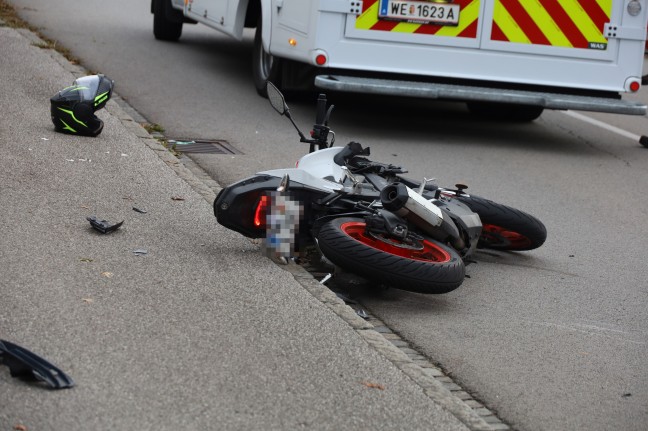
[265, 81, 311, 146]
[266, 82, 288, 116]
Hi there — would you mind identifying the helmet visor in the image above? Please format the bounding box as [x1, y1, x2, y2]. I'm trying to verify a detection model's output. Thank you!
[71, 75, 102, 102]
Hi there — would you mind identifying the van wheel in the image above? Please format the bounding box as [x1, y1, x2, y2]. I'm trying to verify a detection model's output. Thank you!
[153, 0, 183, 41]
[467, 102, 544, 122]
[252, 18, 282, 98]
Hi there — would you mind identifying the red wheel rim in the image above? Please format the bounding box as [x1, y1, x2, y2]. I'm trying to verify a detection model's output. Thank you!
[481, 224, 532, 249]
[340, 222, 452, 263]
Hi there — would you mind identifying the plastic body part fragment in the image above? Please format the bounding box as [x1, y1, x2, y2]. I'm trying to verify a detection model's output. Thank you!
[87, 216, 124, 234]
[0, 339, 75, 389]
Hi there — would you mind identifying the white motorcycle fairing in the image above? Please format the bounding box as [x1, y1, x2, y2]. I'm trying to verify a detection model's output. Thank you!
[257, 167, 344, 192]
[294, 147, 346, 183]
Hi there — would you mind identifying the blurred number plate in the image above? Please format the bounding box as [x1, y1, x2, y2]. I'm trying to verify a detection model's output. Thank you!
[379, 0, 460, 25]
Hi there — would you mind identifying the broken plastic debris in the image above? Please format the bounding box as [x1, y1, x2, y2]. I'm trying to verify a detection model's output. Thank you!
[319, 273, 332, 285]
[41, 137, 49, 141]
[171, 196, 185, 201]
[133, 249, 148, 256]
[87, 216, 124, 234]
[132, 207, 147, 214]
[0, 339, 75, 389]
[335, 292, 358, 305]
[640, 136, 648, 148]
[356, 309, 369, 320]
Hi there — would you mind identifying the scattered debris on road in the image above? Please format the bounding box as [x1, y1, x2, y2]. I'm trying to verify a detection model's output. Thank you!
[0, 339, 75, 389]
[87, 216, 123, 234]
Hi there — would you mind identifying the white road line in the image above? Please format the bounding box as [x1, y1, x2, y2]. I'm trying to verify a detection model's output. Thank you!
[562, 110, 642, 142]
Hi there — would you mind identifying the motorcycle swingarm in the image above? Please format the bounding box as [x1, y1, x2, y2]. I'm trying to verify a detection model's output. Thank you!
[435, 199, 482, 255]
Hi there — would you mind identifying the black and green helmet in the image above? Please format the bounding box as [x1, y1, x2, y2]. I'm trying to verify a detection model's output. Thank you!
[50, 74, 114, 137]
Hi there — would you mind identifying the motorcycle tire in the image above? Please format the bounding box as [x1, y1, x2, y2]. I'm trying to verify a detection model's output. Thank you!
[317, 217, 465, 294]
[456, 195, 547, 251]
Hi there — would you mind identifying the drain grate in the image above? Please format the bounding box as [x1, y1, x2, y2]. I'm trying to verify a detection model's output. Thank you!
[167, 139, 241, 154]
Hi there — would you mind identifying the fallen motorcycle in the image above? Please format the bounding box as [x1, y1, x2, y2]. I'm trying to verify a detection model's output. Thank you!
[214, 83, 546, 294]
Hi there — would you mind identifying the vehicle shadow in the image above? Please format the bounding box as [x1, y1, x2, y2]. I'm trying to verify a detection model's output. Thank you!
[326, 272, 461, 315]
[307, 92, 589, 156]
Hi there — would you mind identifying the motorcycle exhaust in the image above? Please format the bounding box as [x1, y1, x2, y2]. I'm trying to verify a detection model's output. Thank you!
[381, 183, 463, 246]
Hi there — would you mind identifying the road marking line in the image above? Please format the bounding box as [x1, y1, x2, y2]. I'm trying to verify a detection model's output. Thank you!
[562, 110, 642, 141]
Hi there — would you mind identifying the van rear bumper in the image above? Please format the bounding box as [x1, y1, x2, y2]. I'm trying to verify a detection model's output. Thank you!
[315, 75, 647, 115]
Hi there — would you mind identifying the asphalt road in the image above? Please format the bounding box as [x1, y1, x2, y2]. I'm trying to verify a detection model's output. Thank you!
[7, 1, 648, 429]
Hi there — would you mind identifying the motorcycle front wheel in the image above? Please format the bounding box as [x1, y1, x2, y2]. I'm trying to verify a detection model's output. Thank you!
[317, 217, 465, 294]
[456, 195, 547, 251]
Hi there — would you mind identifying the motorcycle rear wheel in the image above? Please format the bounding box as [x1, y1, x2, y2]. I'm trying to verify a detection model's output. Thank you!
[317, 217, 465, 294]
[456, 195, 547, 251]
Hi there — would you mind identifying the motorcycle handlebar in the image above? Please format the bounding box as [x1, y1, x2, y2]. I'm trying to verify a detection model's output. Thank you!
[315, 94, 327, 125]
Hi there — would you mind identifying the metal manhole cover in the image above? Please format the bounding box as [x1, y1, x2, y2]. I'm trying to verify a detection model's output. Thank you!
[167, 139, 241, 154]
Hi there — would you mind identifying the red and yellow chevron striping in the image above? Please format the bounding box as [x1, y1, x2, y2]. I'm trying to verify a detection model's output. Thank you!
[491, 0, 612, 48]
[355, 0, 481, 38]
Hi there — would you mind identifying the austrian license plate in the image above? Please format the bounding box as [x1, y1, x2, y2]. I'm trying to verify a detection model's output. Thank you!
[379, 0, 460, 26]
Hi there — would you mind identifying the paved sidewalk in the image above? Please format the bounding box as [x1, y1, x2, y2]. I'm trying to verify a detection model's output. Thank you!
[0, 23, 491, 430]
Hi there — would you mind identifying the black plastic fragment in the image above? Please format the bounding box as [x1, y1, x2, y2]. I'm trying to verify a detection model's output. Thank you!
[132, 207, 147, 214]
[639, 135, 648, 148]
[356, 309, 369, 320]
[87, 216, 123, 234]
[0, 339, 75, 389]
[335, 292, 358, 304]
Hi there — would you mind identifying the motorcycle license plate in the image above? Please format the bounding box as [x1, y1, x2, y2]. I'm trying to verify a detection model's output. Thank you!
[378, 0, 460, 26]
[263, 192, 303, 259]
